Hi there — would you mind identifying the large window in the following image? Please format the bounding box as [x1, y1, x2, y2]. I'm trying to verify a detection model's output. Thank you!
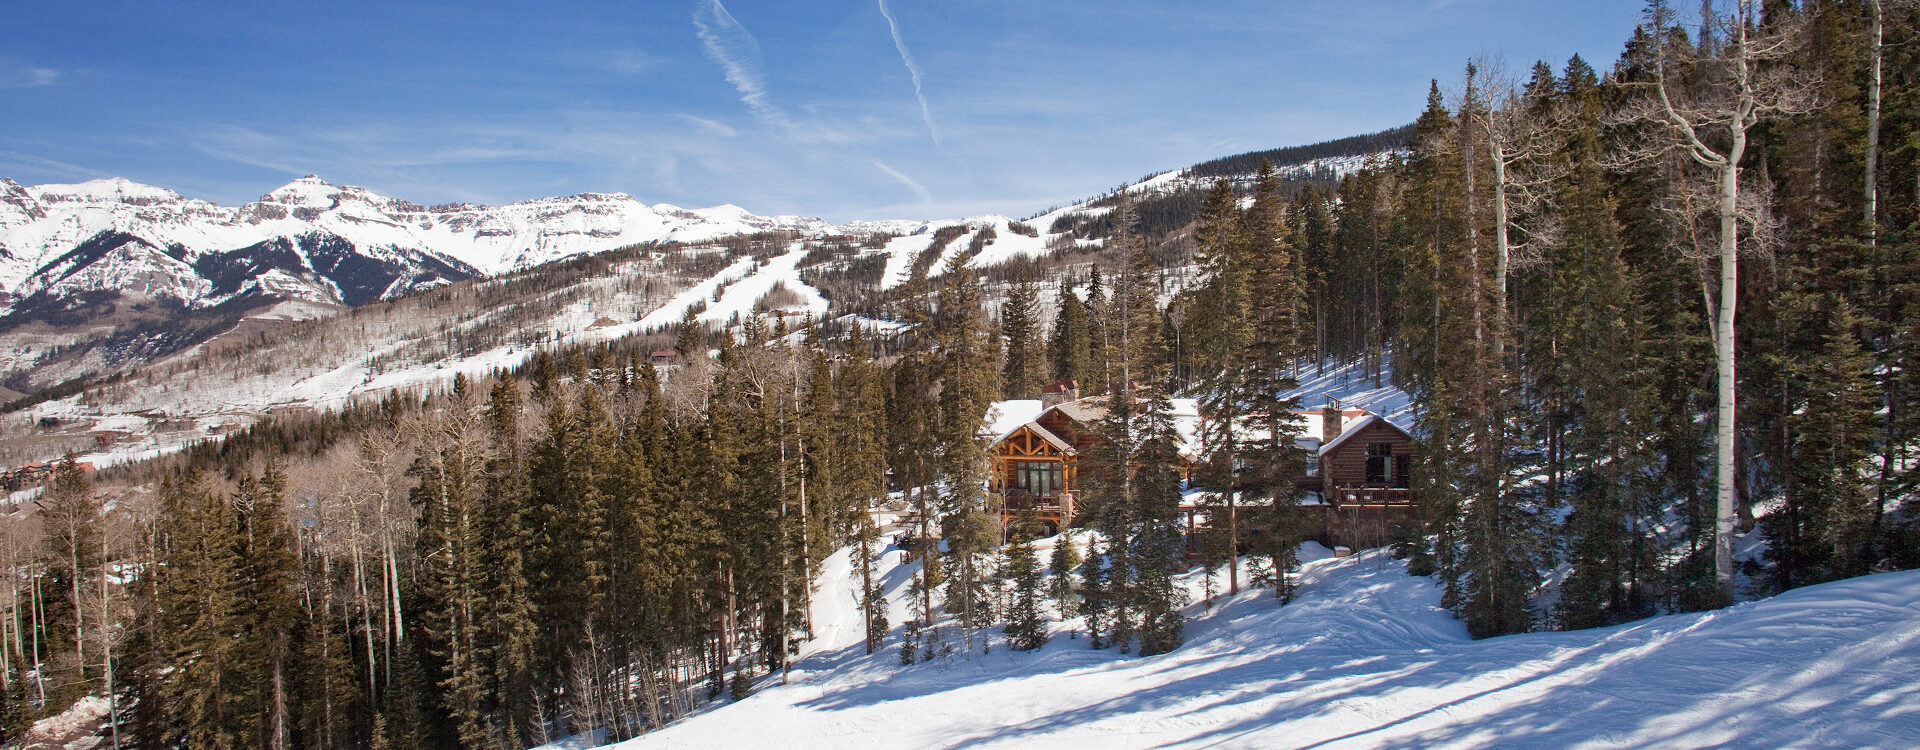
[1013, 461, 1063, 494]
[1365, 443, 1394, 485]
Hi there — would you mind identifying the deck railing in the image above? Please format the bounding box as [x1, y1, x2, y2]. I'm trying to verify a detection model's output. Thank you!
[1000, 488, 1075, 520]
[1329, 487, 1417, 506]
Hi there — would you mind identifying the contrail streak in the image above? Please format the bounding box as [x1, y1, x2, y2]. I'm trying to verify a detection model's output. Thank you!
[877, 0, 940, 146]
[694, 0, 793, 130]
[873, 160, 933, 205]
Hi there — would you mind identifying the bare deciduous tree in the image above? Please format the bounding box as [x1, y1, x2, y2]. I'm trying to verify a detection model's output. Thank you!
[1614, 0, 1818, 599]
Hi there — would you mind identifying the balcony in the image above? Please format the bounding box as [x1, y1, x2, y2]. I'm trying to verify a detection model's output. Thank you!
[1330, 487, 1416, 507]
[1000, 488, 1075, 520]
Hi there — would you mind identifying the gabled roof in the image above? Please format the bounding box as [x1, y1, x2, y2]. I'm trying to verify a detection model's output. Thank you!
[1021, 421, 1077, 455]
[1318, 414, 1412, 455]
[991, 421, 1078, 457]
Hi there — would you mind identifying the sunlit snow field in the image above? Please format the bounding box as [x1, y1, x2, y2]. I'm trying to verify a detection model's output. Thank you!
[572, 539, 1920, 749]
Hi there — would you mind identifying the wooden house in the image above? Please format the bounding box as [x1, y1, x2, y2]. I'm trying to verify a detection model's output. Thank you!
[985, 395, 1200, 535]
[987, 396, 1418, 549]
[1305, 403, 1417, 548]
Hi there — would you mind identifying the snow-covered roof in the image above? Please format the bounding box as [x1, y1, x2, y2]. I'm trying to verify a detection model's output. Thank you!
[985, 399, 1046, 438]
[1317, 414, 1410, 456]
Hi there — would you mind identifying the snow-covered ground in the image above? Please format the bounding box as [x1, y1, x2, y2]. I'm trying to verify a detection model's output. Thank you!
[591, 539, 1920, 749]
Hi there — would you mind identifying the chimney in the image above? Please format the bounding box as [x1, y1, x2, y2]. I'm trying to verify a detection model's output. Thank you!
[1041, 379, 1080, 408]
[1322, 401, 1343, 443]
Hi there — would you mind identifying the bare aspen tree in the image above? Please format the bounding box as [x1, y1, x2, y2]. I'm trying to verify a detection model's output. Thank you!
[35, 456, 98, 688]
[1467, 56, 1569, 361]
[1618, 0, 1817, 599]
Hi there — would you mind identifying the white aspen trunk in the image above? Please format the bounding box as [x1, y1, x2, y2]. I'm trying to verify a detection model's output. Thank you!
[799, 437, 812, 640]
[100, 531, 119, 750]
[31, 575, 45, 704]
[1714, 139, 1743, 597]
[271, 661, 290, 750]
[1490, 138, 1511, 361]
[68, 536, 84, 683]
[1463, 68, 1486, 352]
[4, 577, 17, 695]
[779, 409, 791, 684]
[354, 542, 378, 703]
[1866, 0, 1882, 244]
[387, 536, 404, 643]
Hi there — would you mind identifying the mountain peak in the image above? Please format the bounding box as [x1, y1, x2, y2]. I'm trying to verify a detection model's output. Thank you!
[262, 175, 339, 208]
[29, 177, 184, 205]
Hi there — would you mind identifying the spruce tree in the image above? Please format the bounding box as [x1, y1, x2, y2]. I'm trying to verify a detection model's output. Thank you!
[1048, 275, 1093, 390]
[1000, 277, 1044, 399]
[935, 254, 996, 652]
[840, 325, 892, 655]
[1187, 177, 1253, 596]
[235, 465, 304, 749]
[151, 470, 244, 749]
[1077, 538, 1111, 649]
[1048, 529, 1081, 619]
[1001, 524, 1048, 651]
[1237, 159, 1312, 600]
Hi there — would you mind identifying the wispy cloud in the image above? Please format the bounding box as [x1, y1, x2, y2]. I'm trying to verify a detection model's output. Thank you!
[0, 150, 105, 180]
[693, 0, 793, 131]
[1, 66, 57, 89]
[876, 0, 939, 146]
[188, 125, 313, 175]
[872, 160, 932, 205]
[676, 114, 738, 137]
[602, 50, 654, 75]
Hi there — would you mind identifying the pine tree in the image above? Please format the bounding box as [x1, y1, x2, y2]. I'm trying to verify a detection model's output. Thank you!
[235, 464, 304, 749]
[1238, 159, 1312, 600]
[1131, 387, 1189, 654]
[674, 306, 704, 358]
[1048, 275, 1093, 390]
[1048, 529, 1081, 619]
[1001, 524, 1048, 651]
[935, 254, 996, 652]
[1549, 57, 1658, 630]
[1000, 276, 1044, 399]
[151, 470, 245, 749]
[1187, 177, 1253, 596]
[1077, 538, 1111, 649]
[840, 325, 892, 655]
[481, 378, 539, 745]
[410, 383, 492, 749]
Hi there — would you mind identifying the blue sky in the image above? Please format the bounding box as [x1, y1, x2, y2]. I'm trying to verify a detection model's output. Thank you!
[2, 1, 1643, 222]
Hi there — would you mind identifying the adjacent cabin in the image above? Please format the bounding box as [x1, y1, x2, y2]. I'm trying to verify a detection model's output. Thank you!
[1304, 403, 1417, 547]
[985, 395, 1418, 549]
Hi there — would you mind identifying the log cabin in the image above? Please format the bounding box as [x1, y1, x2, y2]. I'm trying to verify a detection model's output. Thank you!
[984, 393, 1200, 535]
[1304, 402, 1417, 548]
[986, 395, 1417, 548]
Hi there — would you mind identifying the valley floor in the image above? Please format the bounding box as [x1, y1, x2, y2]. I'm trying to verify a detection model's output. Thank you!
[592, 539, 1920, 749]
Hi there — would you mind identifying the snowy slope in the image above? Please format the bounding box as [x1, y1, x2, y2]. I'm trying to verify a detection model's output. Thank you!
[598, 542, 1920, 749]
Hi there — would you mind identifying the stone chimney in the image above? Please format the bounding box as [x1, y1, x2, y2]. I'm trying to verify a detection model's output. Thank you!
[1322, 401, 1343, 443]
[1041, 379, 1080, 409]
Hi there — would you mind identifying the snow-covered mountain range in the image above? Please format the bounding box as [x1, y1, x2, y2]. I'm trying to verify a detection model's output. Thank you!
[0, 175, 841, 313]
